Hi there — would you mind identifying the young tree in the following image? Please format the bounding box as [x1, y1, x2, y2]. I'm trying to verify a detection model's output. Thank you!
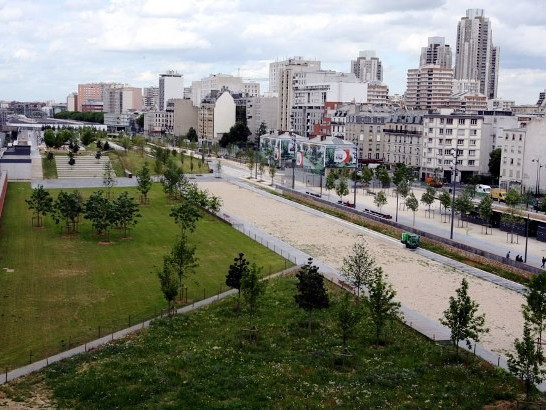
[294, 258, 330, 332]
[340, 240, 376, 300]
[225, 253, 250, 314]
[26, 185, 53, 227]
[157, 256, 179, 316]
[477, 195, 493, 233]
[335, 176, 349, 202]
[133, 135, 146, 157]
[170, 202, 202, 233]
[361, 167, 373, 189]
[256, 121, 267, 138]
[523, 272, 546, 346]
[439, 189, 452, 214]
[120, 137, 132, 153]
[258, 159, 266, 180]
[337, 293, 361, 351]
[440, 278, 489, 357]
[136, 163, 153, 205]
[163, 162, 185, 199]
[325, 171, 337, 196]
[53, 190, 84, 234]
[246, 150, 255, 178]
[420, 185, 436, 217]
[405, 192, 419, 226]
[167, 233, 198, 303]
[488, 148, 502, 184]
[268, 164, 277, 186]
[368, 268, 400, 344]
[374, 190, 387, 213]
[113, 191, 141, 238]
[186, 127, 198, 142]
[43, 129, 56, 148]
[84, 190, 115, 241]
[102, 161, 116, 199]
[507, 321, 546, 401]
[241, 263, 266, 330]
[376, 165, 391, 188]
[454, 192, 474, 227]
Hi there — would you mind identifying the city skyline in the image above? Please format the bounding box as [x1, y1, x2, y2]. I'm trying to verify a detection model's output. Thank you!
[0, 0, 544, 104]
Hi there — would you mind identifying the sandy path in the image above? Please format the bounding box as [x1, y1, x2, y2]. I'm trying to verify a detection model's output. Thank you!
[200, 180, 525, 355]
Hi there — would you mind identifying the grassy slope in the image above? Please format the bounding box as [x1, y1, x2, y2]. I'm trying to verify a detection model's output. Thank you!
[1, 276, 523, 408]
[41, 157, 57, 179]
[108, 149, 209, 177]
[0, 183, 288, 368]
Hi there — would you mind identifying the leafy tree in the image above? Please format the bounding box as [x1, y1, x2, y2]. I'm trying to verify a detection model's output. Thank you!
[340, 240, 376, 300]
[488, 148, 502, 183]
[440, 278, 489, 357]
[420, 185, 436, 216]
[84, 190, 115, 241]
[439, 189, 452, 213]
[368, 268, 400, 344]
[335, 176, 349, 202]
[26, 185, 53, 227]
[167, 232, 198, 303]
[505, 188, 522, 208]
[361, 167, 373, 188]
[80, 127, 96, 146]
[477, 195, 493, 228]
[136, 163, 153, 204]
[241, 263, 266, 329]
[374, 190, 387, 212]
[44, 129, 56, 148]
[522, 190, 535, 210]
[120, 136, 132, 153]
[103, 141, 110, 151]
[170, 202, 201, 233]
[225, 253, 250, 314]
[268, 164, 277, 185]
[246, 150, 255, 178]
[257, 121, 267, 137]
[186, 127, 198, 142]
[507, 321, 546, 401]
[113, 191, 141, 238]
[53, 190, 84, 234]
[504, 189, 522, 243]
[219, 122, 251, 148]
[454, 192, 474, 226]
[133, 135, 146, 157]
[523, 273, 546, 346]
[337, 293, 361, 350]
[325, 171, 337, 194]
[258, 159, 266, 180]
[294, 258, 330, 332]
[405, 192, 419, 225]
[136, 114, 144, 130]
[163, 162, 186, 199]
[376, 165, 391, 188]
[392, 163, 412, 186]
[396, 178, 410, 200]
[157, 256, 179, 316]
[102, 161, 116, 199]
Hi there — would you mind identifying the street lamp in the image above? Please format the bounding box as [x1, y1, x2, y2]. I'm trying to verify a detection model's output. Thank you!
[353, 146, 358, 207]
[450, 148, 460, 240]
[532, 159, 543, 195]
[291, 130, 296, 190]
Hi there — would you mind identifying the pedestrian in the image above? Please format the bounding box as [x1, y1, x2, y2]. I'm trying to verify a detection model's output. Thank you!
[542, 256, 545, 269]
[506, 251, 511, 259]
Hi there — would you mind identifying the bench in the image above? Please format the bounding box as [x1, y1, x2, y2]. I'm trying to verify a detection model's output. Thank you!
[366, 190, 376, 196]
[363, 208, 392, 220]
[124, 169, 132, 178]
[306, 191, 322, 198]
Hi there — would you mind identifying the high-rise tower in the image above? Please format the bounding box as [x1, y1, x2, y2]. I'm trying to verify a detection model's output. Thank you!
[350, 50, 383, 82]
[454, 9, 499, 99]
[420, 37, 452, 68]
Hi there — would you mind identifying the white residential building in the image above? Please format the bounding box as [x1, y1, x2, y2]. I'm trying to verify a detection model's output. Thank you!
[350, 50, 383, 82]
[159, 71, 184, 111]
[405, 66, 454, 110]
[143, 87, 159, 111]
[66, 92, 78, 112]
[198, 91, 236, 144]
[191, 74, 260, 106]
[498, 127, 526, 190]
[269, 56, 321, 94]
[420, 37, 452, 68]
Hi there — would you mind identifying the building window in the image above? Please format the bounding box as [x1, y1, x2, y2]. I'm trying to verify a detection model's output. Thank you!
[429, 128, 433, 132]
[470, 139, 476, 145]
[444, 149, 451, 155]
[456, 159, 462, 165]
[445, 139, 452, 145]
[439, 128, 444, 134]
[446, 129, 453, 135]
[468, 160, 475, 166]
[446, 118, 453, 124]
[470, 119, 478, 125]
[519, 134, 523, 141]
[440, 118, 445, 124]
[457, 139, 464, 145]
[469, 150, 475, 157]
[439, 139, 443, 145]
[471, 129, 477, 136]
[428, 138, 433, 143]
[458, 119, 465, 125]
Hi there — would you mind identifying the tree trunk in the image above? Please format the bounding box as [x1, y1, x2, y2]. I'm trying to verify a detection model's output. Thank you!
[308, 310, 313, 333]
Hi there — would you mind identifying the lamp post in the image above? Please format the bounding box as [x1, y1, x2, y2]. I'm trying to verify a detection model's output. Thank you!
[353, 146, 358, 207]
[450, 148, 460, 240]
[532, 159, 543, 196]
[291, 131, 296, 190]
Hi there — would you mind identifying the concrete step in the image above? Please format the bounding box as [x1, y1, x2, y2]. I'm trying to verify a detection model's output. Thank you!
[55, 156, 112, 178]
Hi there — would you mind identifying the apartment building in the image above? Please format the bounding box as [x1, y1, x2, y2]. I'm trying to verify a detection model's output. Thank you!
[350, 50, 383, 82]
[159, 71, 184, 111]
[498, 127, 526, 190]
[143, 87, 159, 111]
[269, 56, 321, 94]
[420, 37, 452, 68]
[367, 82, 389, 105]
[103, 86, 142, 114]
[198, 91, 236, 144]
[383, 112, 425, 168]
[405, 66, 454, 110]
[345, 110, 391, 163]
[246, 94, 278, 137]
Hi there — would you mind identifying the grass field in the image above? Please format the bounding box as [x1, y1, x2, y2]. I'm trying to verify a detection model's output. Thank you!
[107, 148, 209, 177]
[0, 276, 527, 408]
[41, 157, 57, 179]
[0, 182, 289, 369]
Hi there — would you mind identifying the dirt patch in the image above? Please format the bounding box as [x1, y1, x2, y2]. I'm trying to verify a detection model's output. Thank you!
[0, 382, 55, 409]
[2, 268, 14, 273]
[98, 241, 114, 245]
[51, 268, 87, 278]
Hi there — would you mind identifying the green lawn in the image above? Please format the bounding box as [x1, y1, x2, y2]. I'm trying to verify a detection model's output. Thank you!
[0, 276, 527, 408]
[108, 149, 209, 177]
[0, 183, 288, 369]
[41, 157, 57, 179]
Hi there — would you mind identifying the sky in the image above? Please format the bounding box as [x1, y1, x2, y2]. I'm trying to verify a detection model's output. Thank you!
[0, 0, 545, 104]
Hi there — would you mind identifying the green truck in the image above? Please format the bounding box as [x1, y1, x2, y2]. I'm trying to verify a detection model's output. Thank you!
[401, 232, 420, 249]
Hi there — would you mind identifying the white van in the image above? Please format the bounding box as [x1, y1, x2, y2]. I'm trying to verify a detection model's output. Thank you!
[476, 184, 491, 194]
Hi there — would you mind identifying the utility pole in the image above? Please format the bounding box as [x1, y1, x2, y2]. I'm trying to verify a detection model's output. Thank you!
[450, 148, 459, 240]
